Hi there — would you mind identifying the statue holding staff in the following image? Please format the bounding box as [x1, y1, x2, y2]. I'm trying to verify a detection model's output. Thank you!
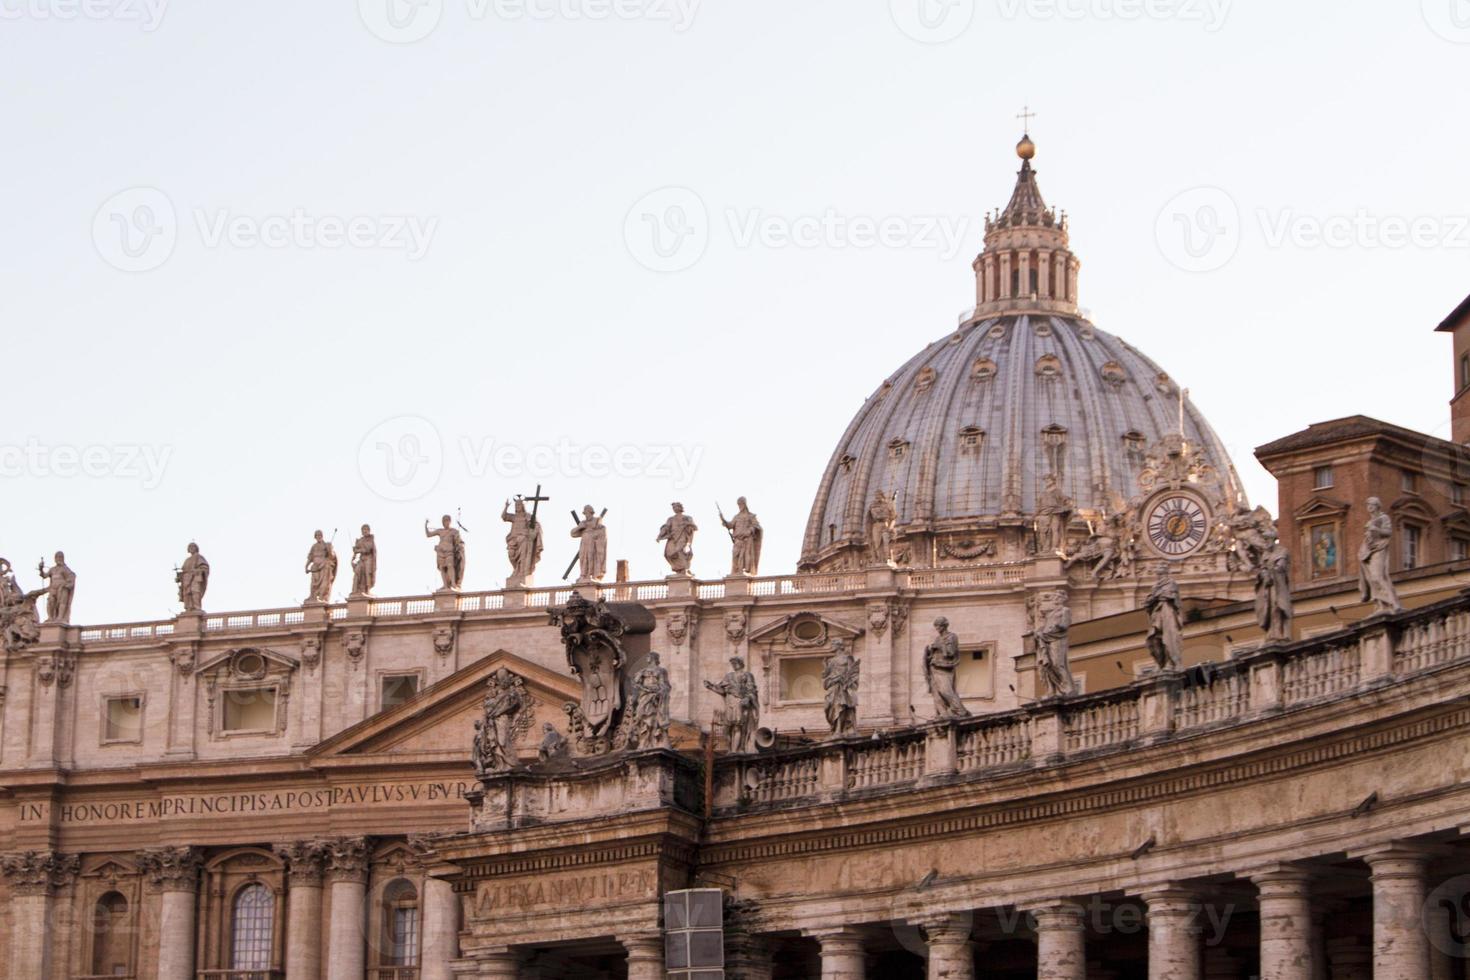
[718, 497, 763, 576]
[37, 552, 76, 623]
[350, 525, 377, 597]
[425, 514, 466, 591]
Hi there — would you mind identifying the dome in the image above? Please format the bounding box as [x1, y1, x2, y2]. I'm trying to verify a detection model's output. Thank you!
[799, 135, 1243, 570]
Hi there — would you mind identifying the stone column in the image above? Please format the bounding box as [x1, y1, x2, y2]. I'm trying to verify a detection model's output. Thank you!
[142, 847, 203, 980]
[726, 929, 774, 980]
[622, 933, 664, 980]
[0, 851, 78, 980]
[1033, 901, 1087, 980]
[1359, 844, 1431, 980]
[1251, 864, 1315, 980]
[809, 928, 867, 980]
[422, 873, 461, 980]
[275, 840, 328, 980]
[917, 913, 974, 980]
[326, 836, 370, 980]
[456, 949, 519, 978]
[1143, 888, 1202, 980]
[1425, 900, 1455, 980]
[1324, 938, 1371, 980]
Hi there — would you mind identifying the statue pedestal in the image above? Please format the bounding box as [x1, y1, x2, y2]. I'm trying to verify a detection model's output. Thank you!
[466, 749, 701, 834]
[346, 595, 373, 618]
[173, 611, 205, 636]
[723, 574, 750, 598]
[865, 564, 898, 590]
[299, 602, 330, 625]
[665, 575, 695, 599]
[433, 589, 460, 613]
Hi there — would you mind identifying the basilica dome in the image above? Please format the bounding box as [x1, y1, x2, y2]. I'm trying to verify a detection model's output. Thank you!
[800, 137, 1242, 570]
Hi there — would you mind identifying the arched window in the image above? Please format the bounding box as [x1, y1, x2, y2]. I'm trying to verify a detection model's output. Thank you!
[382, 879, 421, 967]
[91, 892, 131, 976]
[231, 883, 275, 970]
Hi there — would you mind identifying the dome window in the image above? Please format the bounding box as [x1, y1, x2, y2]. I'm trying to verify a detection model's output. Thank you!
[959, 427, 986, 454]
[888, 439, 910, 460]
[1100, 361, 1127, 387]
[1033, 320, 1053, 337]
[1123, 431, 1148, 464]
[1035, 354, 1063, 379]
[971, 358, 998, 382]
[988, 323, 1007, 340]
[1155, 373, 1175, 396]
[838, 453, 856, 474]
[915, 367, 938, 392]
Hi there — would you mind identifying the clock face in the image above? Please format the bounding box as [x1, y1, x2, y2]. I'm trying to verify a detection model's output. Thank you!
[1146, 494, 1209, 558]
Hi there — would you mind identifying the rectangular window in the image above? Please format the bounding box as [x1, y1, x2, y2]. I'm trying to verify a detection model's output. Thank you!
[1313, 465, 1334, 490]
[381, 674, 420, 711]
[1461, 353, 1469, 390]
[222, 687, 278, 733]
[1454, 484, 1466, 507]
[1402, 470, 1419, 494]
[103, 696, 142, 743]
[778, 657, 824, 702]
[1454, 538, 1470, 562]
[390, 906, 421, 966]
[955, 646, 995, 698]
[1403, 524, 1422, 570]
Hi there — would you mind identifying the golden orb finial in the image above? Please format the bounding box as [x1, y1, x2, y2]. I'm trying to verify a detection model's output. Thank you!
[1017, 133, 1036, 161]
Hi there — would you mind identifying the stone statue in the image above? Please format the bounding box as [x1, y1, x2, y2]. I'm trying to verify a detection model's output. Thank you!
[303, 530, 338, 604]
[350, 525, 376, 597]
[1256, 533, 1294, 644]
[1033, 591, 1077, 698]
[1065, 510, 1135, 582]
[1225, 505, 1277, 573]
[502, 497, 543, 588]
[705, 656, 760, 754]
[657, 503, 698, 576]
[1144, 564, 1184, 670]
[1359, 498, 1403, 615]
[425, 515, 466, 591]
[176, 543, 209, 612]
[867, 490, 898, 565]
[628, 652, 673, 750]
[537, 722, 569, 763]
[720, 497, 763, 575]
[0, 559, 42, 653]
[571, 506, 608, 583]
[822, 640, 861, 736]
[38, 552, 75, 623]
[474, 667, 530, 775]
[923, 617, 971, 720]
[552, 591, 634, 753]
[1036, 473, 1074, 556]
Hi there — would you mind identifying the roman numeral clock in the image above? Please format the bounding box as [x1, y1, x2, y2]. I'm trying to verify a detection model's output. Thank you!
[1144, 492, 1210, 558]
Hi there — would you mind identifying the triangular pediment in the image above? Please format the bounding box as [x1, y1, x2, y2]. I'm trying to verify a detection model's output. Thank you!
[1294, 495, 1350, 521]
[747, 611, 865, 648]
[308, 650, 581, 762]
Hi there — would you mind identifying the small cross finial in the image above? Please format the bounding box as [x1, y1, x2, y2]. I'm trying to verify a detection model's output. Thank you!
[1016, 105, 1036, 133]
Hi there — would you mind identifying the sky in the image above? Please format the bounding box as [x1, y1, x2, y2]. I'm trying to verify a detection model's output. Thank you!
[2, 0, 1466, 623]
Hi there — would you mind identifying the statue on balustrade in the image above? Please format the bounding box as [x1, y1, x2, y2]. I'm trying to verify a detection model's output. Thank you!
[571, 505, 608, 583]
[924, 617, 971, 720]
[38, 551, 75, 624]
[350, 525, 376, 597]
[1033, 590, 1077, 698]
[628, 652, 673, 750]
[867, 490, 899, 565]
[1222, 505, 1278, 573]
[1144, 563, 1185, 670]
[1256, 532, 1294, 644]
[1036, 474, 1074, 556]
[719, 497, 763, 575]
[822, 640, 861, 736]
[1359, 497, 1403, 615]
[425, 514, 466, 591]
[502, 497, 543, 588]
[657, 503, 698, 576]
[706, 656, 760, 753]
[176, 543, 209, 613]
[474, 667, 531, 775]
[0, 559, 42, 653]
[303, 530, 338, 604]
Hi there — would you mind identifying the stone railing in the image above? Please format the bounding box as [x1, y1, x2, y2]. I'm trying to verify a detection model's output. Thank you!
[712, 595, 1470, 815]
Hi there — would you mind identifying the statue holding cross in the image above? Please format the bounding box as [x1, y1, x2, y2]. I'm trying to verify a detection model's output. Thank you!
[503, 486, 548, 588]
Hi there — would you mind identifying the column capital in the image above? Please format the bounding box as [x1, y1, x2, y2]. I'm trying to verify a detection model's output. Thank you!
[1029, 900, 1087, 930]
[804, 926, 868, 954]
[0, 850, 80, 896]
[1138, 886, 1201, 923]
[911, 911, 974, 944]
[1246, 861, 1316, 889]
[274, 838, 330, 886]
[1351, 841, 1446, 877]
[324, 835, 371, 883]
[619, 932, 663, 952]
[137, 845, 202, 894]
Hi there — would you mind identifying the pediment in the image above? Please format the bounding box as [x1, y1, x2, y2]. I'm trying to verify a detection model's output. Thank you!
[309, 650, 581, 761]
[1442, 507, 1470, 534]
[747, 611, 865, 649]
[195, 646, 299, 681]
[1294, 495, 1350, 521]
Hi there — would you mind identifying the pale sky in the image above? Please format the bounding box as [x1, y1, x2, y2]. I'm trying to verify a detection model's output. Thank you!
[2, 0, 1466, 623]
